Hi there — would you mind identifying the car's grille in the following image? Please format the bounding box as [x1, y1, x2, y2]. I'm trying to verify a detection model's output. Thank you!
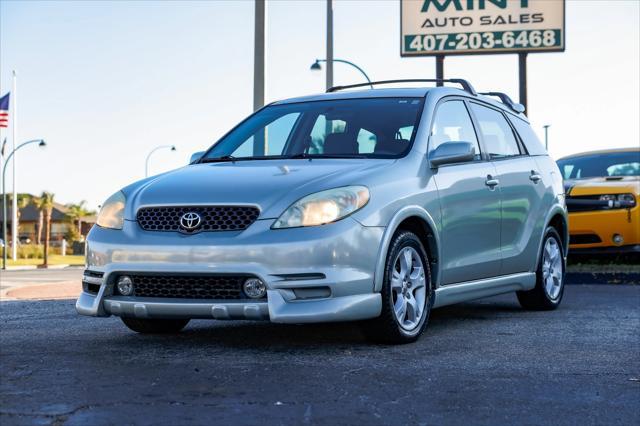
[570, 234, 602, 245]
[116, 274, 263, 300]
[136, 206, 259, 233]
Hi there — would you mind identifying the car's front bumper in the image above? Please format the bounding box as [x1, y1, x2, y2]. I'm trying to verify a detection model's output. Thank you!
[568, 206, 640, 250]
[76, 217, 384, 323]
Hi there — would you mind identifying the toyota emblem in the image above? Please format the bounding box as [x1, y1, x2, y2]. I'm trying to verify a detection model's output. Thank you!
[180, 212, 202, 231]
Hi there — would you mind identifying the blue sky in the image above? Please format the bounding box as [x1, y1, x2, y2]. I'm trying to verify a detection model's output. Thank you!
[1, 0, 638, 209]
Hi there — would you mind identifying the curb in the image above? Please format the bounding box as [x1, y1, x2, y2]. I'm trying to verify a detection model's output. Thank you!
[566, 272, 640, 285]
[4, 264, 84, 270]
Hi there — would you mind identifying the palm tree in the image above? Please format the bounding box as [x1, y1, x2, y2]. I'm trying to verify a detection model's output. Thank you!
[36, 192, 55, 266]
[35, 197, 44, 245]
[65, 201, 94, 239]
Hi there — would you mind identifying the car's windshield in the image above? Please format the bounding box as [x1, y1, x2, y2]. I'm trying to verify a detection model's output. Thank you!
[201, 97, 424, 161]
[557, 151, 640, 180]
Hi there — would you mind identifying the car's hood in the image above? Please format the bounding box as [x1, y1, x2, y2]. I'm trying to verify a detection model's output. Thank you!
[124, 159, 396, 220]
[565, 176, 640, 196]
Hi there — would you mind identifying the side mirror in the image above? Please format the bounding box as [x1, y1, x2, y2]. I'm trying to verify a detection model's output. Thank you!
[189, 151, 205, 164]
[429, 141, 475, 168]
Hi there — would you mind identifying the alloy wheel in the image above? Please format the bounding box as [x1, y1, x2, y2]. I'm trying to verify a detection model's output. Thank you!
[542, 237, 563, 300]
[390, 246, 427, 331]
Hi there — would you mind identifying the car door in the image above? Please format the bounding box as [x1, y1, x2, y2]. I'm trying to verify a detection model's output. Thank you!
[430, 99, 502, 285]
[469, 102, 545, 275]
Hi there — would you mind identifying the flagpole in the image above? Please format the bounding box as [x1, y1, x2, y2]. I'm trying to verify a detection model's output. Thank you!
[11, 70, 17, 261]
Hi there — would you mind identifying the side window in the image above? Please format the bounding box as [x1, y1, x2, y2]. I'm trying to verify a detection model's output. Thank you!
[470, 103, 521, 159]
[232, 113, 300, 156]
[430, 101, 481, 160]
[308, 115, 347, 154]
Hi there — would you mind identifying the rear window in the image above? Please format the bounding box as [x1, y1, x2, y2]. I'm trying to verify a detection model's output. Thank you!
[557, 151, 640, 179]
[508, 116, 547, 155]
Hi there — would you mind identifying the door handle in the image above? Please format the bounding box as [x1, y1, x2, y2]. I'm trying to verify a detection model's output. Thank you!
[485, 175, 500, 188]
[529, 171, 542, 183]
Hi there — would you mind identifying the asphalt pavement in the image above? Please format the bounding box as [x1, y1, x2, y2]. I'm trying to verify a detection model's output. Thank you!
[0, 268, 84, 300]
[0, 285, 638, 425]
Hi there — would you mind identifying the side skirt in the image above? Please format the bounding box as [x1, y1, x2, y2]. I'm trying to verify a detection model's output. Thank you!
[433, 272, 536, 308]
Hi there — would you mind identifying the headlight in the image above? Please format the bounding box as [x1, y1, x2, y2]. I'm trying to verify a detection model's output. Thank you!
[599, 193, 636, 208]
[96, 191, 126, 229]
[272, 186, 370, 229]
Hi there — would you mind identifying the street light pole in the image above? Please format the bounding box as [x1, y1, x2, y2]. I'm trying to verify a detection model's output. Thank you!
[11, 71, 18, 260]
[2, 139, 45, 270]
[311, 59, 373, 89]
[543, 125, 550, 151]
[253, 0, 266, 111]
[326, 0, 333, 91]
[145, 145, 176, 178]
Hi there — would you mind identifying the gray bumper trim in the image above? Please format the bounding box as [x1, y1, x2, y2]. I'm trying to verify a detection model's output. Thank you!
[85, 290, 382, 324]
[104, 297, 270, 320]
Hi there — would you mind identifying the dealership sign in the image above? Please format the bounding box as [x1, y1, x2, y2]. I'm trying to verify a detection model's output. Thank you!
[401, 0, 565, 56]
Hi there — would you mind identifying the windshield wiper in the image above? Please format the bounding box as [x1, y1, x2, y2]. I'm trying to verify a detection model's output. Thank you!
[285, 153, 367, 160]
[307, 154, 368, 159]
[288, 152, 309, 159]
[200, 155, 237, 163]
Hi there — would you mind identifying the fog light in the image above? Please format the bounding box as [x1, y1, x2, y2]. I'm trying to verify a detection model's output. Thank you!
[117, 275, 134, 296]
[243, 278, 266, 299]
[612, 234, 624, 245]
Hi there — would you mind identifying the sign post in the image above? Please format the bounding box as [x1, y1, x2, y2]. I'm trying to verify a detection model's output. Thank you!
[400, 0, 565, 112]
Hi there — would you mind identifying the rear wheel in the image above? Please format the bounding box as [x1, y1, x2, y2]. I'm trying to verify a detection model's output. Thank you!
[121, 317, 190, 334]
[361, 231, 433, 344]
[517, 227, 565, 310]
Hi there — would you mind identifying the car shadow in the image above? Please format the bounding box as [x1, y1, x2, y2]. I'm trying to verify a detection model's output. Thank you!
[110, 296, 524, 350]
[2, 296, 526, 351]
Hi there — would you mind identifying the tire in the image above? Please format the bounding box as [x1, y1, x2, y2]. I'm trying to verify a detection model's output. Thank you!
[517, 226, 565, 310]
[121, 317, 190, 334]
[361, 231, 433, 344]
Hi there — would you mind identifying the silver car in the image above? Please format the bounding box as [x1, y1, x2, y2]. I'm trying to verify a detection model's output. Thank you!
[77, 79, 568, 343]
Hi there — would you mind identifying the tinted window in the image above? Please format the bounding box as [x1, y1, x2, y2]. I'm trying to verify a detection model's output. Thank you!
[557, 151, 640, 179]
[509, 116, 547, 155]
[308, 115, 346, 154]
[470, 103, 521, 159]
[204, 98, 424, 160]
[430, 101, 481, 160]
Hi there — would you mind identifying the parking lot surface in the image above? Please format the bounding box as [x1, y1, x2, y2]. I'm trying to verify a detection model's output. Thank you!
[1, 285, 638, 425]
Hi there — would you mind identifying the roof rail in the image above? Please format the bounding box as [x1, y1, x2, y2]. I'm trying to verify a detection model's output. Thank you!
[327, 79, 477, 96]
[479, 92, 525, 114]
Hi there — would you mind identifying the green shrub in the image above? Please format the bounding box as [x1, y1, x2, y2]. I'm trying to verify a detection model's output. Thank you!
[17, 244, 44, 259]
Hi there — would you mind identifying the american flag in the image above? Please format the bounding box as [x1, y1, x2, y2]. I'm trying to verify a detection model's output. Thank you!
[0, 92, 9, 128]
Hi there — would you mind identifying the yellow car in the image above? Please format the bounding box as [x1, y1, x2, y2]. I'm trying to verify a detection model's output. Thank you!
[557, 148, 640, 254]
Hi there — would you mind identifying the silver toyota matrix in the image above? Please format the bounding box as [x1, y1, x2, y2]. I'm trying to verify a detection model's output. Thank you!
[77, 79, 568, 343]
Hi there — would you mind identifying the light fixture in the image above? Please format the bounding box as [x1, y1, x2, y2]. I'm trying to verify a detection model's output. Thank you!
[243, 278, 266, 299]
[117, 276, 134, 296]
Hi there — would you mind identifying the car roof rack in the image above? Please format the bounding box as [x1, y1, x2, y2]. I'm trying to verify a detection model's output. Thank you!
[327, 79, 477, 96]
[479, 92, 525, 113]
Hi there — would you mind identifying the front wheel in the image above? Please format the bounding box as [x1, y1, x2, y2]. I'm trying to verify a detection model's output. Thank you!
[361, 231, 433, 344]
[121, 317, 190, 334]
[517, 227, 565, 310]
